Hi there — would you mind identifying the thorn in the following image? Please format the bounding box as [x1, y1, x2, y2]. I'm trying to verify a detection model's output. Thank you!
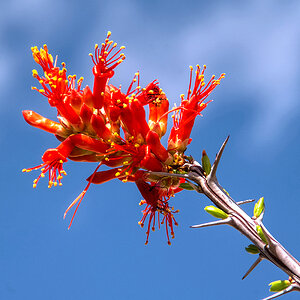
[236, 199, 255, 205]
[261, 285, 293, 300]
[207, 136, 230, 183]
[242, 255, 264, 280]
[190, 217, 232, 229]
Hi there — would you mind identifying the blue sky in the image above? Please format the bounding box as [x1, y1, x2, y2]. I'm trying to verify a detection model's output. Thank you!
[1, 0, 300, 299]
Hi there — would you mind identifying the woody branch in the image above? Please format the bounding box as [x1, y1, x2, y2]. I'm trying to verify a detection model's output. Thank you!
[150, 136, 300, 300]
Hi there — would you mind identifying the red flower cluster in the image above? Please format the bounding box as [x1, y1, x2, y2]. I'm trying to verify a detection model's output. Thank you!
[23, 32, 224, 245]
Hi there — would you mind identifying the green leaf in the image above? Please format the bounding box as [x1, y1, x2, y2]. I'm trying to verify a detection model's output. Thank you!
[204, 206, 228, 219]
[179, 182, 194, 190]
[245, 244, 260, 254]
[201, 150, 211, 175]
[256, 225, 268, 244]
[254, 197, 265, 218]
[269, 280, 291, 292]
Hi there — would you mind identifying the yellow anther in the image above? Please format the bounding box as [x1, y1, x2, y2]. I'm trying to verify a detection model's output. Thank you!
[123, 161, 129, 165]
[105, 157, 109, 161]
[122, 179, 128, 183]
[41, 173, 45, 178]
[180, 94, 185, 99]
[59, 183, 63, 186]
[32, 69, 38, 76]
[54, 182, 58, 187]
[125, 172, 129, 176]
[57, 175, 63, 180]
[115, 172, 121, 176]
[117, 59, 123, 64]
[201, 82, 205, 86]
[95, 44, 98, 49]
[33, 179, 38, 184]
[113, 42, 117, 48]
[33, 183, 37, 188]
[39, 89, 45, 93]
[123, 103, 127, 108]
[104, 51, 108, 55]
[22, 168, 27, 172]
[189, 66, 193, 71]
[117, 99, 121, 103]
[107, 31, 111, 37]
[120, 46, 125, 50]
[134, 143, 140, 148]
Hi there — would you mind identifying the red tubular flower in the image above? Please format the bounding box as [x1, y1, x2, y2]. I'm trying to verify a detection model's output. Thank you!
[31, 46, 84, 127]
[23, 32, 224, 245]
[89, 31, 125, 108]
[22, 110, 67, 137]
[146, 130, 172, 164]
[22, 149, 67, 188]
[147, 85, 169, 138]
[136, 179, 178, 245]
[168, 65, 225, 153]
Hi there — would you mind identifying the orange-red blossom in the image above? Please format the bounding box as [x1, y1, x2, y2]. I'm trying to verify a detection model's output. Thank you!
[23, 32, 225, 245]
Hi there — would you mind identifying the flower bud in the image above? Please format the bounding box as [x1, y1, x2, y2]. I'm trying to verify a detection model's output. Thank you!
[204, 205, 228, 219]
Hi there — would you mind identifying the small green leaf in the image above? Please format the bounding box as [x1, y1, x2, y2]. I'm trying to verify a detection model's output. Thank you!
[179, 182, 194, 190]
[256, 225, 268, 244]
[254, 197, 265, 218]
[269, 280, 291, 292]
[245, 244, 260, 254]
[204, 206, 228, 219]
[201, 150, 211, 175]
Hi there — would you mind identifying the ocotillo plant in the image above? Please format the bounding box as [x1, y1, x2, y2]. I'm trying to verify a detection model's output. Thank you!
[22, 32, 300, 299]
